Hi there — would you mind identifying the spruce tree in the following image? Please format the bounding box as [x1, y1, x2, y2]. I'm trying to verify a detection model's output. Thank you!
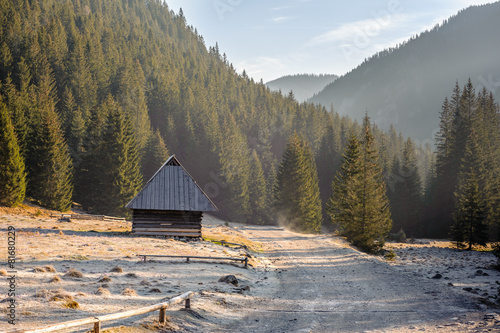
[316, 115, 342, 223]
[27, 60, 73, 211]
[0, 103, 26, 207]
[93, 106, 143, 216]
[328, 134, 363, 237]
[451, 169, 487, 250]
[248, 150, 269, 224]
[274, 133, 322, 233]
[328, 115, 392, 253]
[389, 139, 423, 237]
[451, 130, 488, 249]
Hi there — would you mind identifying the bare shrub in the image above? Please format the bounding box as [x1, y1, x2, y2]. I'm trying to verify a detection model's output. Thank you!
[33, 267, 46, 273]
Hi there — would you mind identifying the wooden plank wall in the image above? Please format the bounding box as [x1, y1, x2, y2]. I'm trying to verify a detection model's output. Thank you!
[132, 210, 202, 237]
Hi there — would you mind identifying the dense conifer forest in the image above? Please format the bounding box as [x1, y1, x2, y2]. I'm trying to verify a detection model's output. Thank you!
[0, 0, 498, 249]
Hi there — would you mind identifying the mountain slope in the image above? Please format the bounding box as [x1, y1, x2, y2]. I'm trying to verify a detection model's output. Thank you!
[309, 2, 500, 141]
[266, 74, 337, 102]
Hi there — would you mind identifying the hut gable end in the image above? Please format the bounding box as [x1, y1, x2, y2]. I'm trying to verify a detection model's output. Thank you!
[125, 155, 217, 212]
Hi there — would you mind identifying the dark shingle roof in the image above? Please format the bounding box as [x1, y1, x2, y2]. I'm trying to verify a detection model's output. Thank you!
[126, 155, 218, 211]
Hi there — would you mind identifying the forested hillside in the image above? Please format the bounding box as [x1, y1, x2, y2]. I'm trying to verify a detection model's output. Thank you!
[266, 74, 337, 102]
[309, 2, 500, 141]
[0, 0, 498, 247]
[0, 0, 444, 235]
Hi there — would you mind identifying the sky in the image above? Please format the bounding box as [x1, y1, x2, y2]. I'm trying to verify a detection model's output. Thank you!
[165, 0, 497, 83]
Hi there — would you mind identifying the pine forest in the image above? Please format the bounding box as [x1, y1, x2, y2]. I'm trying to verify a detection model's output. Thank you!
[0, 0, 499, 251]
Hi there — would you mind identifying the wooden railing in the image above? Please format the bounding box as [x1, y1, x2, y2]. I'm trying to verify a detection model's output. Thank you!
[6, 291, 196, 333]
[139, 254, 248, 268]
[50, 213, 127, 222]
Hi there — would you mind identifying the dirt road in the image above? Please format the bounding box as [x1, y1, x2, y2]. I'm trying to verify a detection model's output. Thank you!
[218, 225, 486, 333]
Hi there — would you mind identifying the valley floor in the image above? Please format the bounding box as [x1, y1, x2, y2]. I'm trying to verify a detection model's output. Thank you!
[0, 206, 499, 332]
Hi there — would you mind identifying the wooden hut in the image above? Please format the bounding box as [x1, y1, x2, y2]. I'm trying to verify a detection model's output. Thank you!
[125, 155, 218, 237]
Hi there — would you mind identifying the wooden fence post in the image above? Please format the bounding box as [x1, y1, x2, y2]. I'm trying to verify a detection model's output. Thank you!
[185, 298, 191, 309]
[159, 307, 166, 324]
[94, 321, 101, 333]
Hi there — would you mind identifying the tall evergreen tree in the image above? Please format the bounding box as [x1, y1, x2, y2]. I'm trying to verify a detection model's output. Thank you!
[0, 103, 26, 206]
[328, 115, 392, 253]
[388, 139, 423, 236]
[27, 60, 73, 211]
[274, 133, 322, 233]
[92, 106, 143, 216]
[248, 149, 269, 224]
[451, 170, 487, 250]
[451, 130, 488, 249]
[316, 115, 342, 223]
[328, 133, 363, 236]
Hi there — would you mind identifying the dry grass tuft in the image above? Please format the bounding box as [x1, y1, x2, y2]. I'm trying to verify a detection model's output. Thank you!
[64, 268, 84, 278]
[140, 279, 151, 286]
[203, 230, 263, 253]
[34, 289, 51, 298]
[62, 300, 79, 309]
[99, 276, 112, 282]
[122, 288, 138, 296]
[44, 265, 57, 273]
[148, 288, 162, 293]
[110, 266, 123, 273]
[95, 287, 111, 296]
[49, 276, 61, 283]
[58, 230, 64, 235]
[125, 272, 138, 278]
[0, 269, 7, 276]
[33, 267, 46, 273]
[49, 289, 73, 302]
[35, 288, 74, 301]
[76, 292, 87, 297]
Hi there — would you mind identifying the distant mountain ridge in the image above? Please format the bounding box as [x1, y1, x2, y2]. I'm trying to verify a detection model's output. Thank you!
[309, 2, 500, 141]
[266, 74, 338, 102]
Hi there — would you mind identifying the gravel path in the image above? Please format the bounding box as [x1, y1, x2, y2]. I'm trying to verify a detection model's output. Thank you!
[219, 225, 495, 333]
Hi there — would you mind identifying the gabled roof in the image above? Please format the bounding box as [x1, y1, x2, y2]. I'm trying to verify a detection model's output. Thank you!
[126, 155, 218, 211]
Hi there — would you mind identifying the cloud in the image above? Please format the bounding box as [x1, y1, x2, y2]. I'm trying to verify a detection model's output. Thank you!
[271, 16, 294, 23]
[307, 14, 412, 47]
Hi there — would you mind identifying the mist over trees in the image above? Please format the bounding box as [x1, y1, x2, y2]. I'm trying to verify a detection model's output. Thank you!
[309, 2, 500, 141]
[0, 0, 402, 221]
[0, 0, 498, 250]
[426, 81, 500, 245]
[266, 74, 338, 102]
[274, 133, 322, 233]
